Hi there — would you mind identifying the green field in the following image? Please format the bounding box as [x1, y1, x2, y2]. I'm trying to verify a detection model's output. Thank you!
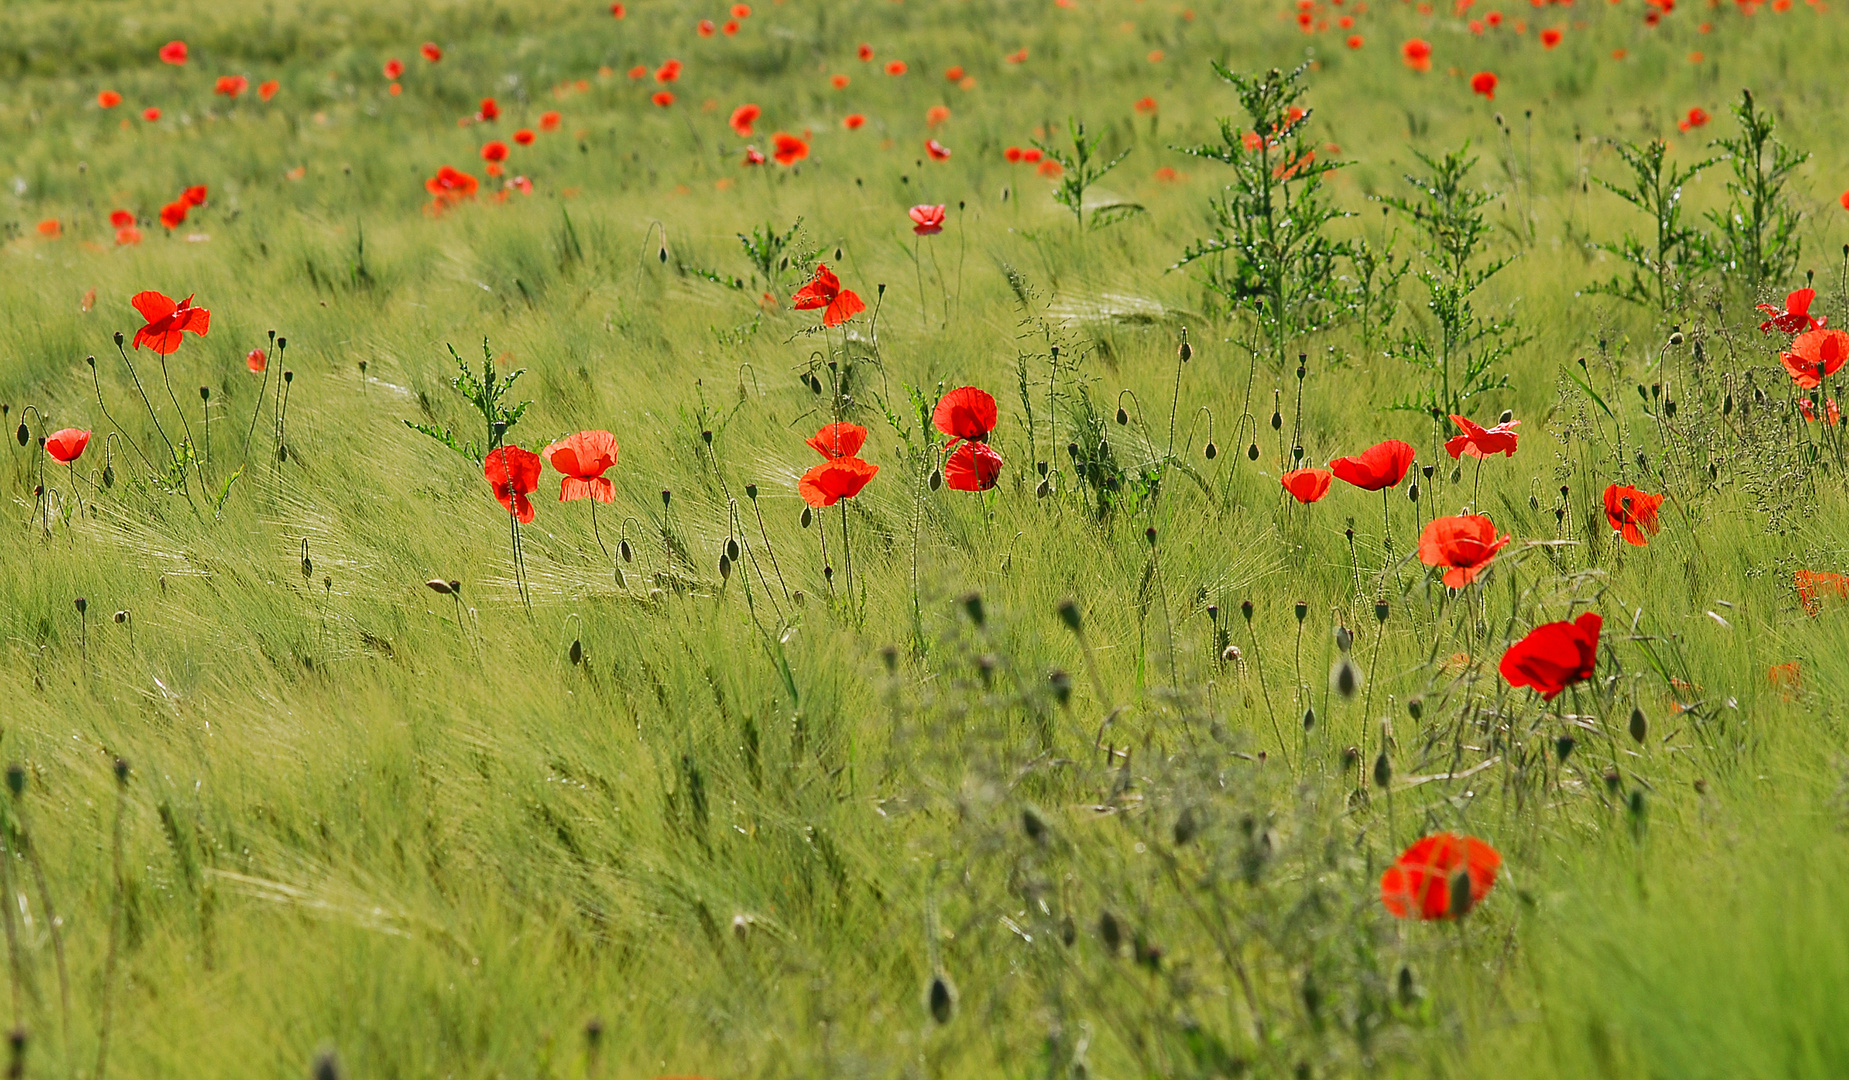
[5, 0, 1849, 1076]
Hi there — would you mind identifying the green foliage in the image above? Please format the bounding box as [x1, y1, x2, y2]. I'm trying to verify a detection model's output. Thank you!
[404, 339, 531, 460]
[1590, 137, 1718, 314]
[1707, 88, 1809, 292]
[1033, 118, 1141, 229]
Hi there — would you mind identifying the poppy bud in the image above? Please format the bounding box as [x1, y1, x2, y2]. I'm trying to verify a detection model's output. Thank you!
[807, 374, 822, 394]
[1374, 600, 1389, 623]
[13, 424, 24, 446]
[658, 247, 668, 263]
[835, 247, 843, 261]
[718, 552, 731, 579]
[1205, 441, 1217, 459]
[1628, 787, 1647, 827]
[1448, 870, 1475, 918]
[792, 589, 805, 605]
[1373, 750, 1390, 788]
[1022, 808, 1046, 842]
[1449, 466, 1461, 483]
[114, 331, 124, 346]
[1668, 331, 1684, 347]
[879, 645, 898, 673]
[615, 566, 627, 589]
[800, 506, 812, 528]
[962, 591, 984, 626]
[114, 610, 127, 624]
[1179, 340, 1192, 362]
[200, 385, 210, 401]
[1398, 965, 1420, 1007]
[661, 488, 671, 508]
[1333, 658, 1358, 698]
[1270, 410, 1282, 431]
[1238, 599, 1253, 623]
[928, 469, 942, 491]
[113, 757, 129, 783]
[1629, 706, 1647, 743]
[1334, 625, 1352, 652]
[1290, 445, 1304, 462]
[1664, 400, 1676, 418]
[619, 538, 633, 562]
[1340, 745, 1359, 771]
[1048, 668, 1072, 706]
[1057, 599, 1082, 633]
[426, 579, 452, 594]
[1116, 407, 1128, 425]
[701, 429, 713, 445]
[1407, 697, 1422, 720]
[823, 565, 833, 581]
[1, 764, 19, 800]
[569, 639, 583, 665]
[1035, 479, 1050, 498]
[928, 975, 954, 1024]
[102, 464, 114, 488]
[1134, 935, 1163, 971]
[744, 483, 758, 500]
[1302, 706, 1315, 730]
[1099, 911, 1122, 953]
[1602, 766, 1622, 793]
[1552, 734, 1575, 763]
[1221, 644, 1241, 663]
[1408, 483, 1419, 502]
[1144, 526, 1157, 546]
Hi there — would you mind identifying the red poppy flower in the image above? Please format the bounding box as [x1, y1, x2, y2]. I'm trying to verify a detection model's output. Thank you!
[1445, 415, 1520, 458]
[1347, 34, 1364, 48]
[1779, 328, 1849, 389]
[130, 291, 211, 355]
[482, 141, 509, 163]
[1679, 106, 1710, 132]
[1021, 148, 1043, 163]
[45, 428, 91, 463]
[926, 105, 950, 127]
[1328, 439, 1416, 491]
[945, 442, 1004, 491]
[831, 73, 850, 88]
[1417, 514, 1510, 588]
[98, 90, 122, 108]
[110, 210, 134, 228]
[925, 138, 951, 160]
[116, 227, 142, 246]
[1401, 38, 1432, 70]
[859, 43, 875, 61]
[143, 107, 162, 122]
[730, 103, 761, 137]
[181, 185, 208, 207]
[629, 65, 648, 80]
[1134, 96, 1158, 114]
[159, 40, 188, 65]
[485, 446, 543, 522]
[910, 204, 946, 235]
[1488, 10, 1503, 24]
[383, 59, 404, 80]
[806, 422, 869, 459]
[247, 348, 267, 373]
[159, 201, 187, 228]
[513, 129, 535, 146]
[772, 132, 809, 165]
[215, 75, 248, 97]
[1470, 71, 1498, 98]
[651, 90, 675, 107]
[1602, 483, 1663, 546]
[426, 165, 480, 205]
[723, 19, 740, 33]
[743, 146, 766, 165]
[1005, 146, 1024, 162]
[421, 42, 443, 63]
[886, 60, 907, 76]
[544, 430, 619, 502]
[1758, 287, 1825, 334]
[1541, 26, 1563, 46]
[36, 220, 60, 238]
[656, 59, 683, 83]
[611, 2, 627, 16]
[1800, 396, 1842, 425]
[259, 80, 280, 101]
[733, 3, 752, 16]
[944, 65, 965, 82]
[1500, 611, 1601, 699]
[1007, 48, 1029, 63]
[933, 387, 999, 444]
[843, 113, 865, 129]
[1280, 467, 1333, 503]
[792, 264, 865, 326]
[1037, 159, 1064, 178]
[477, 98, 499, 122]
[540, 111, 562, 132]
[799, 456, 879, 507]
[1796, 569, 1849, 615]
[698, 19, 716, 36]
[1380, 833, 1501, 920]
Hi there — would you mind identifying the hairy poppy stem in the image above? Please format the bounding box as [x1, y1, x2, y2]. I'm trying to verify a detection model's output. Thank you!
[113, 341, 181, 473]
[839, 500, 855, 613]
[88, 359, 158, 477]
[749, 498, 793, 608]
[0, 809, 21, 1033]
[1241, 617, 1289, 770]
[156, 353, 199, 476]
[240, 339, 274, 470]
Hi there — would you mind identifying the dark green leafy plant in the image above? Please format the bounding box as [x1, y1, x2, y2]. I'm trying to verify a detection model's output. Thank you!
[405, 339, 531, 461]
[1590, 137, 1718, 314]
[1034, 118, 1140, 230]
[1706, 88, 1807, 292]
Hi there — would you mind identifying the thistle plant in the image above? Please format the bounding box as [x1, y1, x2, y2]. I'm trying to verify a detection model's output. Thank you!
[1706, 88, 1808, 294]
[1590, 137, 1718, 315]
[405, 338, 531, 461]
[1033, 118, 1140, 230]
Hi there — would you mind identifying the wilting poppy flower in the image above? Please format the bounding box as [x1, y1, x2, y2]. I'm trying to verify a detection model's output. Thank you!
[247, 348, 267, 373]
[772, 132, 809, 164]
[698, 18, 716, 36]
[730, 103, 761, 137]
[1380, 833, 1501, 920]
[1470, 71, 1498, 98]
[116, 227, 142, 246]
[544, 430, 619, 502]
[109, 210, 134, 228]
[45, 429, 91, 464]
[143, 107, 162, 122]
[945, 442, 1004, 491]
[159, 40, 188, 65]
[799, 456, 879, 507]
[215, 75, 247, 97]
[482, 141, 509, 163]
[182, 185, 208, 207]
[910, 204, 946, 235]
[1417, 514, 1510, 588]
[36, 220, 60, 238]
[1328, 439, 1416, 491]
[656, 59, 683, 83]
[859, 43, 875, 60]
[1401, 38, 1432, 70]
[1800, 396, 1842, 425]
[743, 146, 767, 165]
[792, 264, 865, 327]
[540, 111, 562, 132]
[513, 129, 535, 146]
[259, 80, 280, 101]
[843, 113, 866, 129]
[130, 291, 211, 355]
[933, 386, 999, 444]
[383, 58, 404, 80]
[886, 60, 907, 75]
[1280, 467, 1334, 503]
[421, 42, 443, 62]
[426, 165, 480, 206]
[1781, 329, 1849, 387]
[1541, 26, 1563, 46]
[1679, 107, 1710, 132]
[1500, 611, 1601, 699]
[98, 90, 122, 108]
[485, 446, 543, 522]
[159, 201, 188, 229]
[1445, 415, 1520, 458]
[1603, 483, 1663, 546]
[807, 422, 869, 459]
[926, 138, 951, 160]
[1758, 288, 1825, 334]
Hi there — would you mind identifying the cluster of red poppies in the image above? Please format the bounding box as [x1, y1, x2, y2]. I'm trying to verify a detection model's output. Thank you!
[94, 40, 280, 125]
[484, 433, 620, 524]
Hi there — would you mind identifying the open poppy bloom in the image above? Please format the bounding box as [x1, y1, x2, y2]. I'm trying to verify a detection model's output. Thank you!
[792, 264, 865, 327]
[698, 19, 715, 36]
[933, 387, 998, 445]
[36, 220, 60, 238]
[540, 111, 562, 132]
[1135, 96, 1158, 114]
[482, 141, 509, 163]
[159, 40, 188, 65]
[1328, 439, 1415, 490]
[859, 43, 874, 60]
[1445, 415, 1520, 458]
[1800, 396, 1842, 425]
[485, 446, 543, 522]
[1795, 569, 1849, 616]
[1679, 107, 1710, 132]
[730, 103, 761, 137]
[1401, 38, 1432, 70]
[1470, 71, 1498, 98]
[925, 138, 951, 160]
[513, 129, 535, 146]
[1781, 328, 1849, 388]
[1602, 483, 1663, 546]
[1499, 611, 1601, 699]
[945, 442, 1004, 491]
[421, 42, 443, 62]
[886, 60, 907, 75]
[178, 186, 206, 209]
[143, 107, 162, 122]
[45, 429, 91, 464]
[799, 456, 879, 507]
[160, 201, 188, 229]
[98, 90, 122, 108]
[656, 59, 683, 83]
[806, 422, 868, 459]
[651, 91, 674, 107]
[110, 210, 135, 228]
[215, 75, 248, 98]
[116, 227, 142, 246]
[1417, 514, 1510, 588]
[259, 80, 280, 101]
[743, 146, 767, 165]
[843, 113, 865, 129]
[384, 58, 404, 80]
[910, 204, 946, 235]
[1280, 467, 1333, 503]
[544, 430, 619, 502]
[426, 165, 480, 207]
[1541, 26, 1563, 47]
[1380, 833, 1501, 920]
[131, 292, 211, 355]
[247, 348, 267, 373]
[772, 132, 809, 165]
[1759, 288, 1825, 334]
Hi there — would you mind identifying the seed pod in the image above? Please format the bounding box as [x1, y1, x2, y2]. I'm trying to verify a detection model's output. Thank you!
[744, 483, 758, 500]
[1048, 668, 1072, 706]
[800, 506, 813, 528]
[1374, 600, 1389, 623]
[1240, 599, 1254, 623]
[927, 974, 954, 1024]
[660, 489, 672, 509]
[1247, 442, 1259, 461]
[1204, 441, 1218, 459]
[1144, 526, 1157, 546]
[1629, 706, 1647, 743]
[569, 639, 583, 665]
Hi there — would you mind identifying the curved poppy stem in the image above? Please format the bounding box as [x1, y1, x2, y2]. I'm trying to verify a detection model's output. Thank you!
[750, 496, 793, 608]
[839, 498, 855, 615]
[910, 235, 927, 330]
[88, 358, 157, 477]
[156, 353, 198, 476]
[240, 335, 274, 470]
[112, 341, 180, 472]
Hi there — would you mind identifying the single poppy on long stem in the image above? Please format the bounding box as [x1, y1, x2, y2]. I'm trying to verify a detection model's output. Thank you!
[486, 445, 543, 607]
[46, 428, 92, 522]
[1280, 467, 1332, 503]
[792, 264, 865, 327]
[1329, 438, 1414, 554]
[1602, 483, 1663, 546]
[1416, 514, 1509, 588]
[1499, 611, 1600, 699]
[1758, 288, 1825, 335]
[545, 431, 620, 579]
[799, 454, 877, 608]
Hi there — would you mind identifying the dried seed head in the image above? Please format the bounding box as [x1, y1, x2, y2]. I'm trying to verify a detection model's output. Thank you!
[1221, 644, 1242, 663]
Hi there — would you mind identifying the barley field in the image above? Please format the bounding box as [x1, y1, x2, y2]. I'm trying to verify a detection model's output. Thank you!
[4, 0, 1849, 1076]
